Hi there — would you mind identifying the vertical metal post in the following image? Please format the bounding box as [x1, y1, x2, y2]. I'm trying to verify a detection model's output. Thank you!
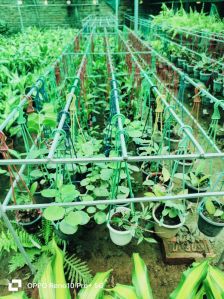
[17, 3, 24, 32]
[115, 0, 119, 29]
[134, 0, 139, 32]
[0, 205, 35, 274]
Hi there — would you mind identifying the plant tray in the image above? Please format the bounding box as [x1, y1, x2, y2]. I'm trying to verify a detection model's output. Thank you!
[161, 239, 215, 265]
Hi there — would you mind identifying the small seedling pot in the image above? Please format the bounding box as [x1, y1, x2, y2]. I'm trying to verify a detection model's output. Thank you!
[193, 68, 200, 79]
[186, 64, 194, 74]
[213, 80, 223, 93]
[152, 204, 185, 239]
[107, 207, 132, 246]
[177, 58, 186, 68]
[198, 200, 224, 237]
[199, 71, 212, 83]
[170, 54, 177, 63]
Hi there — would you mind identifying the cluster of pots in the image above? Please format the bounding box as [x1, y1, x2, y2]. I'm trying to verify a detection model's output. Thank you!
[107, 200, 224, 247]
[170, 54, 224, 96]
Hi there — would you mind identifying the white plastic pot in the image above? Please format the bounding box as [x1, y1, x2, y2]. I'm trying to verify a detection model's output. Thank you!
[107, 207, 133, 246]
[152, 204, 185, 239]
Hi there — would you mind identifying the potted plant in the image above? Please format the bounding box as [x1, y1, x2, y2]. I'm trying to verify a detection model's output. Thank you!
[152, 200, 186, 239]
[173, 149, 194, 174]
[107, 206, 133, 246]
[184, 171, 210, 202]
[107, 204, 156, 246]
[164, 125, 182, 152]
[213, 77, 223, 94]
[13, 182, 43, 232]
[198, 198, 224, 237]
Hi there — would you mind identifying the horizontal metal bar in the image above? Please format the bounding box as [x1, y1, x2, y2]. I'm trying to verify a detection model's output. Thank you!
[4, 191, 224, 211]
[0, 153, 224, 166]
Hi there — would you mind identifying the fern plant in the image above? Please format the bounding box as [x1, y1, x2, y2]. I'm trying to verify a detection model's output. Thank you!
[64, 253, 92, 286]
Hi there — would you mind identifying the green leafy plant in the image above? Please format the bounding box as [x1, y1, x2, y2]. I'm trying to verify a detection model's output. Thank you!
[77, 253, 154, 299]
[109, 204, 156, 244]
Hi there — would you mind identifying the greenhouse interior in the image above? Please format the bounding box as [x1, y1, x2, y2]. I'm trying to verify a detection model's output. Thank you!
[0, 0, 224, 298]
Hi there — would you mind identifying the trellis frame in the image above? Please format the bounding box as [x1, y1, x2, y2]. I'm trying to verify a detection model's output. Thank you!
[0, 16, 224, 273]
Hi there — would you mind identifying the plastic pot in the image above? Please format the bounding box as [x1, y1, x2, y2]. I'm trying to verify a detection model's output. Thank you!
[173, 158, 193, 174]
[177, 58, 186, 68]
[185, 180, 210, 203]
[170, 54, 177, 63]
[186, 64, 194, 74]
[107, 207, 133, 246]
[164, 131, 181, 152]
[152, 204, 185, 239]
[193, 68, 200, 79]
[17, 213, 42, 233]
[198, 200, 224, 237]
[199, 71, 211, 83]
[213, 80, 223, 93]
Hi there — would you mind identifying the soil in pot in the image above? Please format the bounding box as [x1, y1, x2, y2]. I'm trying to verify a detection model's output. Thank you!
[153, 204, 184, 240]
[155, 205, 180, 227]
[198, 201, 224, 237]
[16, 209, 42, 233]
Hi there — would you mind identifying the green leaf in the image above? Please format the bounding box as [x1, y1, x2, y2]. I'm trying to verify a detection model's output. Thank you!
[109, 284, 138, 299]
[100, 169, 113, 181]
[30, 169, 44, 178]
[43, 206, 65, 221]
[41, 189, 58, 198]
[94, 211, 107, 224]
[87, 207, 96, 214]
[132, 253, 154, 299]
[162, 167, 170, 183]
[64, 211, 83, 226]
[77, 270, 112, 299]
[94, 187, 109, 197]
[214, 209, 223, 217]
[59, 220, 78, 235]
[205, 199, 216, 215]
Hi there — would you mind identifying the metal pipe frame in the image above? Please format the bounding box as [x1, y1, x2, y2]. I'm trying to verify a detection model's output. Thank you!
[124, 14, 224, 44]
[118, 29, 205, 156]
[124, 26, 224, 111]
[0, 17, 224, 273]
[2, 191, 224, 212]
[104, 28, 128, 159]
[122, 30, 222, 154]
[47, 29, 95, 159]
[0, 28, 83, 133]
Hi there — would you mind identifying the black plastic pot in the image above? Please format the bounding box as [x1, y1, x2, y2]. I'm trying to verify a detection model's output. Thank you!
[17, 214, 42, 233]
[198, 201, 224, 237]
[185, 180, 209, 203]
